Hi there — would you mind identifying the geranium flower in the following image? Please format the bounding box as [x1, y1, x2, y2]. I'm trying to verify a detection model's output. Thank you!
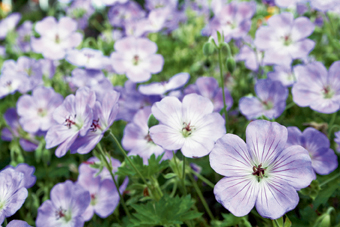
[0, 168, 28, 225]
[150, 94, 225, 158]
[31, 17, 82, 60]
[0, 13, 21, 40]
[267, 65, 300, 87]
[66, 48, 110, 70]
[122, 106, 173, 164]
[335, 131, 340, 153]
[210, 120, 315, 219]
[292, 61, 340, 114]
[17, 86, 63, 133]
[45, 87, 95, 157]
[239, 79, 288, 120]
[110, 37, 164, 83]
[254, 12, 315, 66]
[6, 163, 36, 189]
[286, 127, 338, 175]
[36, 180, 90, 227]
[108, 2, 146, 28]
[311, 0, 340, 11]
[7, 220, 31, 227]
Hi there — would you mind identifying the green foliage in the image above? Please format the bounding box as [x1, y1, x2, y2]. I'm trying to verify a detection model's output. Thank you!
[117, 154, 169, 179]
[300, 180, 321, 200]
[211, 213, 251, 227]
[147, 114, 159, 128]
[128, 194, 202, 226]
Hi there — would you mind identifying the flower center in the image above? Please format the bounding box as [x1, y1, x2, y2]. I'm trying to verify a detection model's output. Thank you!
[252, 163, 267, 182]
[90, 119, 101, 132]
[5, 80, 12, 87]
[282, 35, 292, 46]
[133, 55, 140, 65]
[55, 207, 71, 222]
[145, 134, 153, 143]
[262, 100, 273, 110]
[90, 194, 96, 205]
[37, 108, 47, 117]
[322, 86, 334, 99]
[64, 115, 77, 129]
[55, 34, 60, 44]
[182, 122, 195, 138]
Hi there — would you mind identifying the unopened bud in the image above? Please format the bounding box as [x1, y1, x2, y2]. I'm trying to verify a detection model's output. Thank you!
[226, 58, 236, 73]
[203, 42, 215, 56]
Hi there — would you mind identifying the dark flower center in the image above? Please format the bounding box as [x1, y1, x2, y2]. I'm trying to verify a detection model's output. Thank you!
[55, 34, 60, 44]
[252, 163, 267, 181]
[133, 55, 140, 65]
[145, 134, 153, 143]
[262, 100, 273, 110]
[282, 35, 292, 46]
[37, 108, 47, 117]
[5, 80, 12, 87]
[182, 122, 195, 137]
[65, 115, 77, 129]
[55, 207, 66, 220]
[323, 86, 334, 99]
[90, 194, 96, 205]
[90, 119, 101, 132]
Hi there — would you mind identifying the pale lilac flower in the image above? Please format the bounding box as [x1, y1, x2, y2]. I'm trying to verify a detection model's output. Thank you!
[70, 90, 119, 155]
[239, 79, 288, 120]
[0, 46, 5, 57]
[267, 65, 300, 87]
[6, 164, 36, 189]
[45, 87, 95, 157]
[108, 2, 146, 27]
[335, 131, 340, 153]
[0, 74, 29, 99]
[205, 2, 256, 42]
[7, 220, 31, 227]
[66, 48, 110, 70]
[145, 0, 177, 11]
[139, 72, 189, 96]
[68, 69, 114, 102]
[36, 180, 90, 227]
[0, 168, 28, 225]
[67, 0, 94, 29]
[311, 0, 340, 11]
[77, 171, 128, 221]
[17, 86, 63, 133]
[79, 157, 122, 181]
[110, 37, 164, 83]
[235, 45, 264, 71]
[286, 127, 338, 175]
[184, 77, 233, 113]
[15, 21, 33, 53]
[94, 0, 128, 7]
[122, 107, 173, 164]
[150, 94, 226, 158]
[0, 13, 21, 40]
[275, 0, 305, 7]
[210, 120, 315, 219]
[292, 61, 340, 114]
[31, 17, 82, 60]
[38, 59, 56, 79]
[1, 108, 39, 152]
[254, 12, 315, 66]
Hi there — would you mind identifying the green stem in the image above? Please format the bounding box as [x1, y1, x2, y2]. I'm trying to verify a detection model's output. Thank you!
[285, 102, 295, 111]
[218, 48, 228, 131]
[173, 151, 186, 195]
[273, 219, 280, 227]
[108, 131, 148, 185]
[328, 112, 337, 138]
[96, 144, 131, 218]
[320, 172, 340, 187]
[182, 156, 187, 195]
[189, 174, 214, 221]
[190, 169, 215, 189]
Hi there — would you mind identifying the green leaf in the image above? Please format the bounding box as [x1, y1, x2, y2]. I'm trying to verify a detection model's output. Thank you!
[129, 194, 202, 226]
[147, 114, 159, 128]
[299, 180, 321, 200]
[117, 154, 169, 179]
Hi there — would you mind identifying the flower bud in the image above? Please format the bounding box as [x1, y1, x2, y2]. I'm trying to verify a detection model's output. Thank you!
[203, 42, 215, 56]
[226, 58, 236, 73]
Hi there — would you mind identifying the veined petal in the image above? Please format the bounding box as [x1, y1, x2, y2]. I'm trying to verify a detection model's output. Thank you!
[214, 176, 259, 217]
[149, 125, 185, 150]
[210, 134, 253, 177]
[151, 96, 182, 128]
[182, 94, 214, 126]
[256, 179, 299, 219]
[269, 145, 315, 190]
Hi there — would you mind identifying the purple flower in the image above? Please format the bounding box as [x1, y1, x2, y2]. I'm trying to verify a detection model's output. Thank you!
[66, 48, 110, 70]
[139, 72, 189, 96]
[122, 106, 173, 164]
[108, 2, 146, 27]
[1, 108, 39, 152]
[79, 157, 122, 181]
[150, 94, 226, 158]
[6, 164, 36, 189]
[335, 131, 340, 153]
[292, 61, 340, 114]
[0, 74, 29, 99]
[68, 69, 114, 101]
[45, 87, 95, 157]
[274, 0, 305, 7]
[17, 86, 63, 133]
[31, 17, 82, 60]
[7, 220, 31, 227]
[210, 120, 315, 219]
[311, 0, 340, 11]
[14, 21, 33, 53]
[235, 44, 264, 71]
[38, 59, 56, 79]
[77, 172, 128, 221]
[0, 13, 21, 40]
[145, 0, 177, 11]
[254, 12, 315, 66]
[267, 65, 300, 87]
[239, 79, 288, 120]
[36, 180, 90, 227]
[205, 2, 256, 42]
[0, 168, 28, 225]
[184, 77, 233, 113]
[110, 37, 164, 83]
[286, 127, 338, 175]
[70, 90, 119, 155]
[67, 0, 94, 29]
